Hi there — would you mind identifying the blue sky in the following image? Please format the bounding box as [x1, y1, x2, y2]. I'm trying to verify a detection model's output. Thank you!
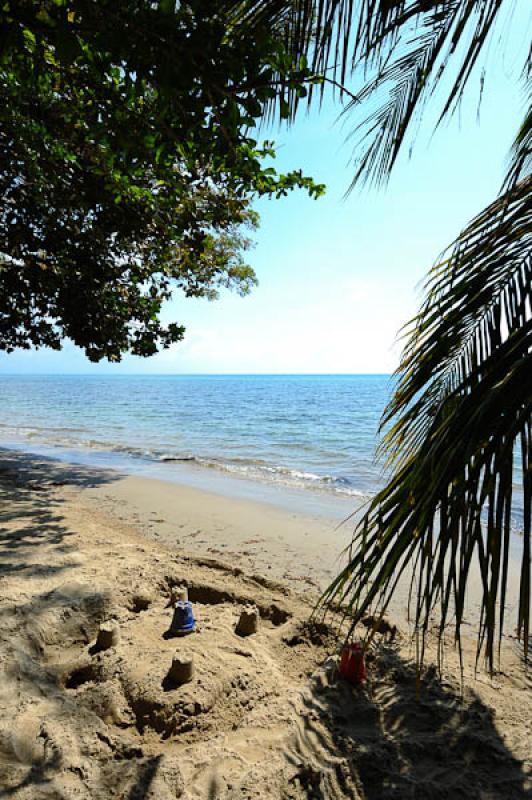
[2, 6, 530, 374]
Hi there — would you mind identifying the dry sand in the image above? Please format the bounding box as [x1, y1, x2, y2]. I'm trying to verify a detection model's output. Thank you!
[83, 470, 359, 595]
[0, 449, 530, 799]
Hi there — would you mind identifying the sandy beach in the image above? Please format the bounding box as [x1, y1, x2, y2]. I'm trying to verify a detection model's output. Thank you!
[0, 448, 530, 799]
[2, 1, 530, 798]
[82, 469, 359, 596]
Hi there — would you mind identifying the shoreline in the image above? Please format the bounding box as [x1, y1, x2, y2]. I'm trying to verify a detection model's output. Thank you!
[0, 445, 359, 595]
[0, 438, 366, 521]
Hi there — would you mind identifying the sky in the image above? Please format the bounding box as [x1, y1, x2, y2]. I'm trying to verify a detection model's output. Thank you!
[2, 5, 530, 375]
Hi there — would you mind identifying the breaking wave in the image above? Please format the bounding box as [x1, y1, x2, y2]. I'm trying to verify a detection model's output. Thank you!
[0, 422, 369, 499]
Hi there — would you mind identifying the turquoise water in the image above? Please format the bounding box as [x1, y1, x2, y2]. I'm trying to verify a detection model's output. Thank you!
[0, 374, 392, 501]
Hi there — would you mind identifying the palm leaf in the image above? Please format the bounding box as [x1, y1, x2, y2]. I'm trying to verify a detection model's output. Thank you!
[505, 80, 531, 189]
[319, 176, 531, 671]
[230, 1, 531, 196]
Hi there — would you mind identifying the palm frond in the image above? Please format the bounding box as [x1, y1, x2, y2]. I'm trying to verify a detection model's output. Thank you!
[229, 2, 526, 187]
[228, 1, 532, 669]
[505, 82, 532, 189]
[319, 176, 532, 671]
[340, 10, 460, 187]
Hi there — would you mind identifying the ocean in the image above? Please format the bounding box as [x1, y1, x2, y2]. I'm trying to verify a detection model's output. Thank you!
[0, 373, 526, 536]
[0, 374, 391, 510]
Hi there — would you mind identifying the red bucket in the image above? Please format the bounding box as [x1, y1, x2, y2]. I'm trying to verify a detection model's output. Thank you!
[339, 642, 367, 686]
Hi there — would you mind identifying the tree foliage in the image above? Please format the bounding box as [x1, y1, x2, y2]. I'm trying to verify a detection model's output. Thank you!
[0, 0, 324, 360]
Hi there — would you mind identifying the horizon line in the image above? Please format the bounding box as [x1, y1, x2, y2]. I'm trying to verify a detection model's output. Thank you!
[0, 371, 394, 377]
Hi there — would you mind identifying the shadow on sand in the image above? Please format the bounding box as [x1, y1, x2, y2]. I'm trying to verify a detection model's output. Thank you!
[0, 450, 182, 799]
[0, 449, 122, 579]
[284, 640, 529, 800]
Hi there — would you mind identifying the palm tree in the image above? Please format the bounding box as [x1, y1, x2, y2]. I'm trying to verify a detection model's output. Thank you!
[231, 0, 531, 669]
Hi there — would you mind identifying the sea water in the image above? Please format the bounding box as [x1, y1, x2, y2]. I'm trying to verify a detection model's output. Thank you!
[0, 374, 391, 503]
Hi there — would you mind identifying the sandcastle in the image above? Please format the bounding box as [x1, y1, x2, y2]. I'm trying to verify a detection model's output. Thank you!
[235, 605, 259, 636]
[95, 620, 120, 651]
[166, 652, 195, 685]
